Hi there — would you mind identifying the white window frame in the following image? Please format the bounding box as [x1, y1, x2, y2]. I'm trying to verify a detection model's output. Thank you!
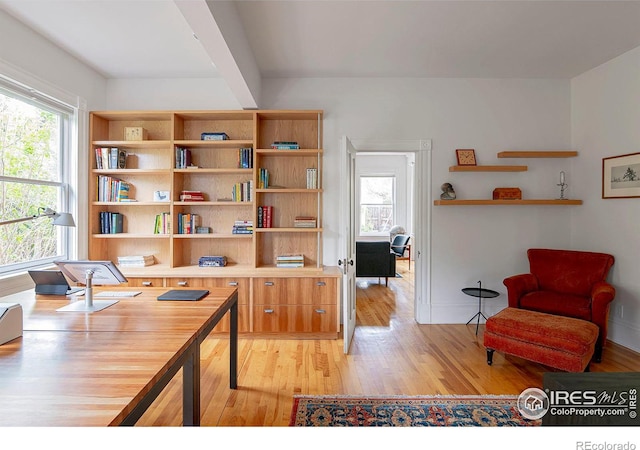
[358, 174, 396, 237]
[0, 74, 78, 276]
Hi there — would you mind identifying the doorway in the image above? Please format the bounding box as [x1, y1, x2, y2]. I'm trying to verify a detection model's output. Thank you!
[340, 138, 432, 352]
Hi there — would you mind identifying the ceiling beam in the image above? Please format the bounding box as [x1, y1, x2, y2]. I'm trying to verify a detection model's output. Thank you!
[174, 0, 261, 109]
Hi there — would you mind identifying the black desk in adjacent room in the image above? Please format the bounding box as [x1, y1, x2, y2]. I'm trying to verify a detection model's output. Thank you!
[462, 282, 500, 335]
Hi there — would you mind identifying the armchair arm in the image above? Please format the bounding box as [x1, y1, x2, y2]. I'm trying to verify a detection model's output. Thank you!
[590, 281, 616, 334]
[503, 273, 539, 308]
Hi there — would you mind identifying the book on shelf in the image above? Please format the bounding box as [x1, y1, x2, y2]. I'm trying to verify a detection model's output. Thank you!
[271, 141, 299, 150]
[258, 168, 269, 189]
[99, 211, 124, 234]
[276, 254, 304, 268]
[96, 175, 133, 202]
[179, 190, 205, 201]
[238, 147, 253, 169]
[306, 168, 318, 189]
[294, 216, 317, 228]
[117, 255, 155, 267]
[95, 147, 126, 170]
[154, 212, 171, 234]
[232, 180, 253, 202]
[257, 205, 273, 228]
[177, 213, 201, 234]
[232, 219, 253, 234]
[175, 146, 192, 169]
[201, 132, 229, 141]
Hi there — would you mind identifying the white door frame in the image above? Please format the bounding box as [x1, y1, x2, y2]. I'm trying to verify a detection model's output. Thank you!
[347, 138, 432, 324]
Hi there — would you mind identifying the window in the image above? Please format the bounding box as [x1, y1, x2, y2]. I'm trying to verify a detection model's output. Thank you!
[0, 79, 74, 274]
[359, 176, 395, 235]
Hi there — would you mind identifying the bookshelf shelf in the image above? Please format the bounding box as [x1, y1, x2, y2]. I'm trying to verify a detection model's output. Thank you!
[433, 199, 583, 206]
[173, 168, 253, 174]
[449, 165, 527, 172]
[497, 151, 578, 158]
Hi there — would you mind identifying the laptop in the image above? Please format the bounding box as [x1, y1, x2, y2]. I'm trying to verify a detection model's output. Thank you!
[157, 289, 209, 301]
[28, 270, 85, 295]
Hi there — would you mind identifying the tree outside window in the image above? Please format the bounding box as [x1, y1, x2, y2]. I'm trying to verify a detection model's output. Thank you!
[359, 176, 394, 235]
[0, 88, 71, 272]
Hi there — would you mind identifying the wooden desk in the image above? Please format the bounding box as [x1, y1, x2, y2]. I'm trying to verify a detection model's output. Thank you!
[0, 287, 238, 426]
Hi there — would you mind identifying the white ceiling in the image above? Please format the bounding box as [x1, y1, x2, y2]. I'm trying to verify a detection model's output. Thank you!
[2, 0, 640, 107]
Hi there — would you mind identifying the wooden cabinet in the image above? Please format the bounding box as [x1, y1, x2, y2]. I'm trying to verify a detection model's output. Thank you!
[88, 110, 337, 337]
[252, 277, 338, 336]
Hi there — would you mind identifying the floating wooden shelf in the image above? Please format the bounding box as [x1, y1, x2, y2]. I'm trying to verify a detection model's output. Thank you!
[449, 165, 527, 172]
[434, 199, 582, 206]
[497, 151, 578, 158]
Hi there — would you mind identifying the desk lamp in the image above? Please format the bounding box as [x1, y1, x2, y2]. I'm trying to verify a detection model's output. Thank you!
[0, 207, 75, 227]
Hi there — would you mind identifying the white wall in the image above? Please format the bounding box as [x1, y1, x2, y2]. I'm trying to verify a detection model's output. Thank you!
[571, 46, 640, 352]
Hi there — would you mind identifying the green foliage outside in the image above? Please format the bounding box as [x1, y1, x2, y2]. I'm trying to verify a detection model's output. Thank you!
[0, 93, 61, 268]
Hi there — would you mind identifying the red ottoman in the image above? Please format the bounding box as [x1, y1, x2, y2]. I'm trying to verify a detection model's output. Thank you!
[484, 307, 599, 372]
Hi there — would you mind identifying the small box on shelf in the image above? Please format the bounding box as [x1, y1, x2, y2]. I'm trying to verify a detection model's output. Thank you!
[492, 187, 522, 200]
[124, 127, 147, 141]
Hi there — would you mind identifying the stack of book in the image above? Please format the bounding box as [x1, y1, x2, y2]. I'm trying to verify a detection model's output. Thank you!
[154, 212, 171, 234]
[117, 255, 155, 267]
[175, 147, 192, 168]
[294, 216, 317, 228]
[257, 205, 273, 228]
[180, 190, 205, 201]
[201, 132, 229, 140]
[271, 141, 299, 150]
[232, 220, 253, 234]
[276, 254, 304, 268]
[99, 211, 124, 234]
[306, 168, 318, 189]
[97, 176, 133, 202]
[177, 213, 201, 234]
[238, 147, 253, 168]
[95, 147, 126, 169]
[258, 168, 269, 189]
[232, 180, 253, 202]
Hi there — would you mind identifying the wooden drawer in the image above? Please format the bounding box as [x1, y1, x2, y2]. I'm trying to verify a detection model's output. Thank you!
[253, 277, 336, 305]
[166, 277, 249, 304]
[252, 304, 337, 333]
[125, 277, 165, 288]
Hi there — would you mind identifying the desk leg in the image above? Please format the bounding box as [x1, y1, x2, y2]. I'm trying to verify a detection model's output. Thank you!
[230, 300, 238, 389]
[183, 343, 201, 426]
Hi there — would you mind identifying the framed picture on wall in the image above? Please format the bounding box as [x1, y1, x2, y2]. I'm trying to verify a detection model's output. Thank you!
[602, 152, 640, 199]
[456, 149, 477, 166]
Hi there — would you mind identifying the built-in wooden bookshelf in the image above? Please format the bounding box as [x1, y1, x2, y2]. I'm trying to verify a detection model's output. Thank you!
[89, 110, 324, 271]
[89, 110, 337, 337]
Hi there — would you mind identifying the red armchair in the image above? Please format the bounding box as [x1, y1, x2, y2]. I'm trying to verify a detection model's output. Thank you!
[503, 248, 615, 362]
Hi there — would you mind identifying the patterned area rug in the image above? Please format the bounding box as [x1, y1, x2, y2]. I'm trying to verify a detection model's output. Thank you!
[289, 395, 541, 427]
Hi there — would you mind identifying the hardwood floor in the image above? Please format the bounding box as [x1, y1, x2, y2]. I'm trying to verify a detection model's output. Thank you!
[138, 260, 640, 426]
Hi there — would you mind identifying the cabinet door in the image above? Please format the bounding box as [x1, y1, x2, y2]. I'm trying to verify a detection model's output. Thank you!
[252, 305, 337, 333]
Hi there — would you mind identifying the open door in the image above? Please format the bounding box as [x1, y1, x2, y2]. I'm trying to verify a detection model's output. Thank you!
[340, 136, 357, 353]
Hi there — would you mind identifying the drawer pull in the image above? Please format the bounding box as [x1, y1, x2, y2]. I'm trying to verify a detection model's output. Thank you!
[315, 309, 326, 314]
[264, 281, 274, 286]
[228, 281, 238, 286]
[142, 281, 153, 287]
[177, 281, 188, 287]
[263, 308, 274, 314]
[316, 281, 326, 286]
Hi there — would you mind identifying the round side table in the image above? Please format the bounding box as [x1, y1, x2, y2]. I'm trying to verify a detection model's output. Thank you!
[462, 282, 500, 335]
